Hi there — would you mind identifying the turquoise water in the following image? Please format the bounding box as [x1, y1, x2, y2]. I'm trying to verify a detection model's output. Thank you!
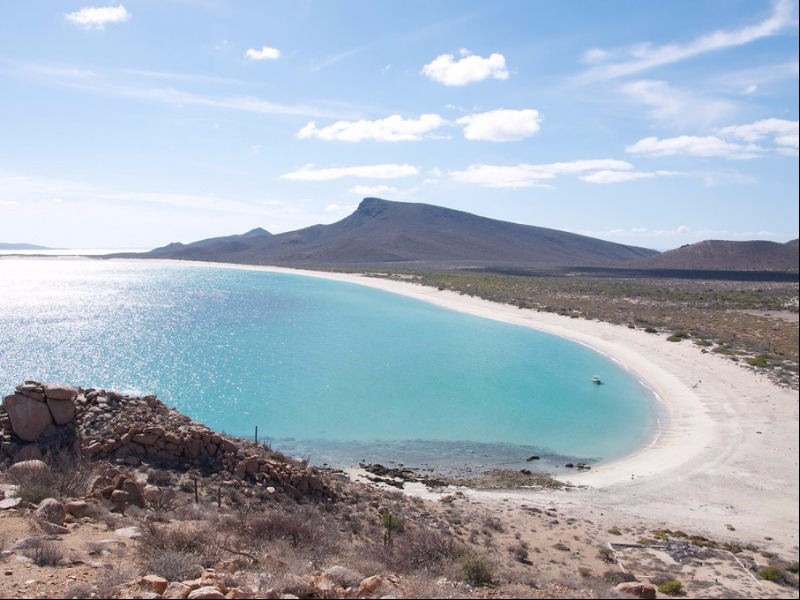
[0, 258, 656, 472]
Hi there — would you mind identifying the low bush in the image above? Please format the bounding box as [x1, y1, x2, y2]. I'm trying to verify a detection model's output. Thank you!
[246, 512, 320, 549]
[459, 553, 494, 585]
[747, 354, 773, 368]
[390, 527, 457, 573]
[602, 569, 636, 584]
[758, 565, 783, 582]
[657, 579, 683, 595]
[23, 539, 63, 567]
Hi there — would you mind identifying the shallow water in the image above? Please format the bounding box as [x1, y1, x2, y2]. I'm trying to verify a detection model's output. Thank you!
[0, 258, 656, 471]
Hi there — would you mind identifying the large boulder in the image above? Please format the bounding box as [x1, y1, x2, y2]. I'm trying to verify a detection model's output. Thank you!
[42, 383, 79, 401]
[3, 393, 54, 442]
[614, 582, 657, 599]
[36, 498, 66, 525]
[45, 397, 76, 425]
[8, 459, 51, 480]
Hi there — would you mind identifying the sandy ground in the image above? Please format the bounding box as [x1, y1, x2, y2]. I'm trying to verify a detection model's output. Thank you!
[247, 266, 800, 561]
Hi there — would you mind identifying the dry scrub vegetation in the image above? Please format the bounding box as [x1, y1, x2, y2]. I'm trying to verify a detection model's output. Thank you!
[1, 450, 798, 599]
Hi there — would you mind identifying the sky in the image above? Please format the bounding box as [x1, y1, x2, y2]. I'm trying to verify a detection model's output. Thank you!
[0, 1, 798, 251]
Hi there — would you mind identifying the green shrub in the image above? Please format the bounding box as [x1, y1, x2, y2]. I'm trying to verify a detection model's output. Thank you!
[460, 554, 493, 585]
[657, 579, 683, 595]
[667, 331, 689, 342]
[644, 326, 658, 334]
[747, 354, 772, 368]
[758, 565, 783, 582]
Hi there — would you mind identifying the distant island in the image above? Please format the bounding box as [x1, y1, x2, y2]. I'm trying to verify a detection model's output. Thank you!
[0, 242, 52, 250]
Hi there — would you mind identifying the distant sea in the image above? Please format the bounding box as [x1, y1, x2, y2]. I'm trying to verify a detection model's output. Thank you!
[0, 256, 658, 474]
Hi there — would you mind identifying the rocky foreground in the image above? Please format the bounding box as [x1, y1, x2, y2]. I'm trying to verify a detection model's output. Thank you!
[1, 382, 797, 599]
[2, 381, 330, 503]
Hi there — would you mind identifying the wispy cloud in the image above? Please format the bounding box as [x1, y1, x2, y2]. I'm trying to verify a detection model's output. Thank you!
[310, 45, 370, 72]
[0, 169, 260, 215]
[7, 60, 346, 119]
[122, 68, 240, 85]
[421, 49, 509, 86]
[297, 114, 448, 142]
[348, 185, 399, 196]
[281, 164, 419, 181]
[620, 80, 737, 129]
[450, 159, 633, 189]
[65, 5, 131, 30]
[574, 0, 797, 83]
[581, 225, 778, 243]
[580, 170, 684, 184]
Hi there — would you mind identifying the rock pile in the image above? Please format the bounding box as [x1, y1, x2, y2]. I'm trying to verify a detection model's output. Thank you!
[1, 382, 332, 500]
[110, 567, 394, 599]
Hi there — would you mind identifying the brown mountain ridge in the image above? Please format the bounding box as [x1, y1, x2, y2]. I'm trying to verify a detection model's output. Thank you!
[630, 239, 798, 271]
[113, 198, 657, 269]
[108, 198, 798, 273]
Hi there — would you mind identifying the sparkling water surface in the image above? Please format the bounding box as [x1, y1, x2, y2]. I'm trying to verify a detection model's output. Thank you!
[0, 258, 657, 472]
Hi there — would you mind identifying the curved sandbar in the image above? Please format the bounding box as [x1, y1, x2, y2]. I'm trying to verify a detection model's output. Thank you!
[251, 265, 798, 559]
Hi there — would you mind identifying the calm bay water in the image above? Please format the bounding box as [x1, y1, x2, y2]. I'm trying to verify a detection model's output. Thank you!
[0, 258, 657, 472]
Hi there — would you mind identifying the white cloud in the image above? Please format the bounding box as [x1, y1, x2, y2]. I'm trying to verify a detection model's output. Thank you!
[421, 49, 509, 86]
[620, 80, 736, 128]
[625, 118, 799, 161]
[456, 109, 542, 141]
[245, 46, 282, 61]
[626, 135, 762, 159]
[716, 118, 799, 154]
[580, 170, 684, 184]
[65, 5, 131, 30]
[280, 164, 419, 181]
[348, 185, 398, 196]
[575, 0, 797, 82]
[297, 114, 448, 142]
[450, 159, 633, 189]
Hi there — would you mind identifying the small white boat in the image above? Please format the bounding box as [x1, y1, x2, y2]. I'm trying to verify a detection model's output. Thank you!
[592, 375, 601, 384]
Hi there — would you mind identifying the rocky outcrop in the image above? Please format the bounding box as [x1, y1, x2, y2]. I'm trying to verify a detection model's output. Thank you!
[0, 382, 333, 501]
[614, 581, 657, 599]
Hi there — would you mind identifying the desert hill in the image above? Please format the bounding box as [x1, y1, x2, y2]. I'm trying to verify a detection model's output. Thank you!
[628, 239, 799, 272]
[111, 198, 658, 269]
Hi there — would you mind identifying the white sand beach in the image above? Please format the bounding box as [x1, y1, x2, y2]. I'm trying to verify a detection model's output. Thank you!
[251, 266, 800, 560]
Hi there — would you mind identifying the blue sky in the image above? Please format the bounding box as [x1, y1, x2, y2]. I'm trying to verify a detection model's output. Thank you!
[1, 1, 797, 250]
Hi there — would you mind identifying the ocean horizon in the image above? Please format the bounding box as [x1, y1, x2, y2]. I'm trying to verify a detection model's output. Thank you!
[0, 257, 658, 474]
